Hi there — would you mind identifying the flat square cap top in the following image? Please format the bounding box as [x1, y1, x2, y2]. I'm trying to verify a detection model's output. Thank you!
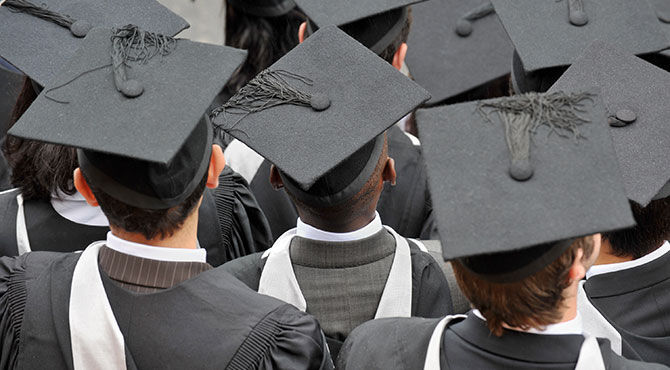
[418, 90, 634, 260]
[550, 41, 670, 206]
[293, 0, 422, 27]
[0, 0, 188, 86]
[9, 27, 247, 165]
[212, 26, 430, 190]
[492, 0, 670, 73]
[406, 0, 513, 104]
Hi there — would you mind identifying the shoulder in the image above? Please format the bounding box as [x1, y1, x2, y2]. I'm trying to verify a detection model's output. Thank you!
[338, 317, 440, 370]
[598, 338, 669, 369]
[219, 252, 265, 290]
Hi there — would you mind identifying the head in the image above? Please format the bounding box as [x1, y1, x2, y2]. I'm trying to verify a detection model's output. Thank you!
[3, 77, 79, 201]
[601, 197, 670, 260]
[452, 235, 600, 336]
[298, 7, 412, 71]
[269, 134, 396, 231]
[74, 144, 225, 240]
[224, 2, 307, 95]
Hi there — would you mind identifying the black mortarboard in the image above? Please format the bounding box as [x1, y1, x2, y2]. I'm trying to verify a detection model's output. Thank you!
[418, 90, 635, 282]
[549, 42, 670, 207]
[227, 0, 296, 17]
[0, 0, 188, 86]
[294, 0, 425, 54]
[405, 0, 513, 105]
[8, 26, 247, 209]
[211, 26, 430, 207]
[493, 0, 670, 92]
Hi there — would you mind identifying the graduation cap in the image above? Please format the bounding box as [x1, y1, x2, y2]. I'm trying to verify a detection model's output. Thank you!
[227, 0, 297, 17]
[293, 0, 425, 54]
[549, 41, 670, 207]
[0, 0, 188, 86]
[492, 0, 670, 92]
[417, 90, 635, 282]
[8, 26, 247, 209]
[405, 0, 514, 105]
[211, 26, 430, 207]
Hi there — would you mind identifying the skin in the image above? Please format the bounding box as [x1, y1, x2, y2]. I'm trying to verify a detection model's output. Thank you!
[74, 145, 226, 250]
[594, 238, 634, 265]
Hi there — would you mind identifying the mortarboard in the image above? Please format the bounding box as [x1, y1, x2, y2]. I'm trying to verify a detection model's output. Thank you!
[211, 26, 430, 207]
[0, 0, 188, 86]
[227, 0, 297, 17]
[293, 0, 425, 54]
[549, 41, 670, 207]
[492, 0, 670, 93]
[8, 26, 247, 209]
[417, 90, 635, 282]
[405, 0, 514, 105]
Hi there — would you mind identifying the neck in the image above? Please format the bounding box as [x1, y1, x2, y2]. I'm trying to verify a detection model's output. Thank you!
[110, 211, 199, 250]
[594, 239, 633, 265]
[502, 282, 579, 332]
[298, 209, 376, 233]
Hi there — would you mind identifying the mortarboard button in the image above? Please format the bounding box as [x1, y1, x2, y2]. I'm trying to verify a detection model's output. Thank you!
[568, 0, 589, 27]
[70, 20, 93, 37]
[310, 93, 330, 111]
[455, 2, 495, 37]
[608, 108, 637, 127]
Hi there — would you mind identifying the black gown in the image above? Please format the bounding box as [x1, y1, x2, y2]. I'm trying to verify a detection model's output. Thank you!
[0, 251, 333, 369]
[234, 126, 439, 240]
[584, 248, 670, 366]
[0, 166, 273, 266]
[337, 312, 666, 369]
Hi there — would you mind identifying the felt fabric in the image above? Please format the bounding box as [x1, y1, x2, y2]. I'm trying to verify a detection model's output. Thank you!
[405, 0, 514, 105]
[492, 0, 670, 73]
[416, 90, 635, 261]
[227, 0, 296, 17]
[293, 0, 423, 31]
[0, 0, 188, 86]
[549, 41, 670, 206]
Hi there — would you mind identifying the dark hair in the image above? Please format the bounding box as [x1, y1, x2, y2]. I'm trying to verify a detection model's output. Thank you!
[453, 237, 595, 337]
[377, 7, 413, 64]
[86, 170, 208, 240]
[223, 3, 306, 96]
[3, 77, 79, 200]
[603, 197, 670, 259]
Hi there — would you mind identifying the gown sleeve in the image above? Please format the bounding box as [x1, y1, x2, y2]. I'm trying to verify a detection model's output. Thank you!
[228, 304, 334, 370]
[0, 254, 30, 369]
[410, 247, 455, 318]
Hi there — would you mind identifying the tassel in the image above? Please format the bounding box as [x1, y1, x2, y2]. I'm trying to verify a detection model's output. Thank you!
[4, 0, 92, 37]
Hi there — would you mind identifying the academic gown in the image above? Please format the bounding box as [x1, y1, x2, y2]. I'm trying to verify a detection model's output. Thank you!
[221, 233, 454, 360]
[0, 251, 333, 369]
[337, 312, 667, 370]
[583, 246, 670, 365]
[228, 126, 439, 240]
[0, 166, 273, 266]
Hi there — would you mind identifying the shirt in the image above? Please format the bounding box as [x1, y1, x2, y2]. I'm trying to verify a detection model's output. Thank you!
[296, 212, 383, 242]
[586, 240, 670, 279]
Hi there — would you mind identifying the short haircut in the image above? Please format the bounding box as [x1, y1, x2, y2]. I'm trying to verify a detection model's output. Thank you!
[602, 197, 670, 259]
[85, 169, 208, 240]
[452, 237, 595, 337]
[376, 7, 413, 64]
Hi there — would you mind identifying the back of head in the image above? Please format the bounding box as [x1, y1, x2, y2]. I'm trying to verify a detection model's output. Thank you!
[602, 197, 670, 259]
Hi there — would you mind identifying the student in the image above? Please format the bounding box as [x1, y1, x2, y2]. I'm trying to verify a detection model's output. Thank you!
[0, 26, 331, 369]
[225, 0, 439, 240]
[216, 26, 452, 359]
[337, 90, 666, 369]
[550, 42, 670, 365]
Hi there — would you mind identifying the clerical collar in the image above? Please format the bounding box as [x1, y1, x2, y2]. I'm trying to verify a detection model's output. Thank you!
[105, 232, 206, 263]
[472, 309, 583, 336]
[587, 240, 670, 279]
[51, 190, 109, 227]
[296, 212, 383, 242]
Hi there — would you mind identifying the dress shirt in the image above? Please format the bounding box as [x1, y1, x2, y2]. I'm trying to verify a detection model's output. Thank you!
[586, 240, 670, 279]
[51, 190, 109, 227]
[296, 212, 383, 242]
[106, 232, 206, 263]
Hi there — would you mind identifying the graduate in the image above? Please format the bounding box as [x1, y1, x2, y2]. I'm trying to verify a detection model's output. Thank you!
[0, 25, 331, 369]
[225, 0, 439, 240]
[216, 26, 453, 360]
[336, 90, 669, 369]
[550, 42, 670, 365]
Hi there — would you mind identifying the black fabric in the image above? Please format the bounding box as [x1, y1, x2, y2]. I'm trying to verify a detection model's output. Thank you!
[584, 250, 670, 366]
[0, 251, 332, 369]
[227, 0, 296, 17]
[338, 313, 666, 369]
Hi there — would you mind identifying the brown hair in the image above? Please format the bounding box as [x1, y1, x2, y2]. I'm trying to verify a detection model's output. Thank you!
[452, 237, 595, 337]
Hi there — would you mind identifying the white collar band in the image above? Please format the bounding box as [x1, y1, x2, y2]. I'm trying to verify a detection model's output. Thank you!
[296, 212, 383, 242]
[105, 232, 206, 263]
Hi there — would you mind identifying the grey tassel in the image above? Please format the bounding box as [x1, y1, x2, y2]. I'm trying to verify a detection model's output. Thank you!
[4, 0, 92, 37]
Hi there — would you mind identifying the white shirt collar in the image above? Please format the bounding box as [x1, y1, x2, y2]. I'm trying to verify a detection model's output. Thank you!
[50, 190, 110, 227]
[105, 232, 206, 263]
[472, 309, 583, 336]
[587, 240, 670, 279]
[296, 212, 383, 242]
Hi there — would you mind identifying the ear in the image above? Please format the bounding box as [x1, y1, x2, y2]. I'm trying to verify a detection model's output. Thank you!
[392, 42, 408, 71]
[382, 157, 397, 186]
[298, 22, 307, 43]
[73, 168, 99, 207]
[206, 145, 226, 189]
[567, 246, 586, 282]
[269, 164, 285, 190]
